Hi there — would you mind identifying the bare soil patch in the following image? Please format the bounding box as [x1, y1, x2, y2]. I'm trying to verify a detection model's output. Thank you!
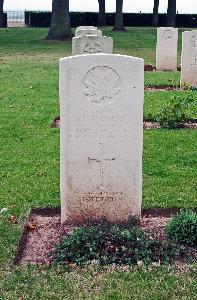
[144, 65, 181, 72]
[15, 207, 193, 266]
[145, 86, 180, 91]
[144, 64, 156, 71]
[143, 120, 197, 129]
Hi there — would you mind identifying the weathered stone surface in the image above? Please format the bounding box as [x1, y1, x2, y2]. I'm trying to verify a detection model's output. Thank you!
[156, 27, 178, 71]
[75, 28, 102, 37]
[72, 35, 113, 55]
[60, 54, 144, 224]
[181, 30, 197, 87]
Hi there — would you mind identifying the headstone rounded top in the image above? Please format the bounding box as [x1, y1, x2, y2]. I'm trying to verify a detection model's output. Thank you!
[76, 26, 97, 30]
[158, 27, 177, 29]
[75, 29, 102, 37]
[60, 53, 144, 63]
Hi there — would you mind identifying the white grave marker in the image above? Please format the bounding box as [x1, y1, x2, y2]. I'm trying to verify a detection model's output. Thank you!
[75, 28, 102, 37]
[60, 54, 144, 224]
[72, 35, 113, 55]
[156, 27, 178, 71]
[76, 26, 97, 30]
[181, 30, 197, 87]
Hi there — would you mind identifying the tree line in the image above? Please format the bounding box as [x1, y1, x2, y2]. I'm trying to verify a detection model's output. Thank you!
[0, 0, 177, 38]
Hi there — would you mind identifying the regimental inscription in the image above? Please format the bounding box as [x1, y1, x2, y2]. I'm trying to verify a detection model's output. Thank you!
[88, 143, 116, 187]
[83, 42, 102, 54]
[163, 30, 172, 39]
[82, 66, 121, 106]
[67, 110, 128, 139]
[78, 191, 125, 203]
[191, 33, 197, 48]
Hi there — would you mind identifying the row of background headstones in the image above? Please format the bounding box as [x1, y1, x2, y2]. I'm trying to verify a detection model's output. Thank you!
[157, 27, 197, 88]
[73, 26, 197, 88]
[72, 26, 113, 55]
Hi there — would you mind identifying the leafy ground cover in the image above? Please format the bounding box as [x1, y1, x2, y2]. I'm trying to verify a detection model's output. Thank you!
[0, 27, 196, 299]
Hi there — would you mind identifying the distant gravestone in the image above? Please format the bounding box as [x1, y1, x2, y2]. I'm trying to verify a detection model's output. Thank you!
[181, 30, 197, 88]
[156, 27, 178, 71]
[60, 54, 144, 224]
[72, 35, 113, 55]
[76, 26, 97, 30]
[75, 28, 102, 37]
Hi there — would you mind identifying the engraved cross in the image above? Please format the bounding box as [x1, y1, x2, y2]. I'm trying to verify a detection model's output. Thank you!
[191, 58, 197, 73]
[88, 143, 116, 187]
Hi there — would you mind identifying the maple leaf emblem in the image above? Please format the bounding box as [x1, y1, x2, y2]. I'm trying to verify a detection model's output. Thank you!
[83, 66, 121, 106]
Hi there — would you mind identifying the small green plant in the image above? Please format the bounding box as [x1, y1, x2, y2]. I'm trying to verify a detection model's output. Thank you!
[156, 95, 196, 128]
[52, 218, 180, 267]
[181, 82, 193, 90]
[165, 210, 197, 246]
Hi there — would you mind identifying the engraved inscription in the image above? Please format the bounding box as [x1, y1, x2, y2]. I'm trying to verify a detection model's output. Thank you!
[75, 109, 126, 122]
[77, 191, 125, 203]
[163, 30, 172, 39]
[83, 42, 102, 54]
[67, 110, 128, 139]
[88, 143, 116, 187]
[85, 32, 95, 35]
[82, 66, 121, 106]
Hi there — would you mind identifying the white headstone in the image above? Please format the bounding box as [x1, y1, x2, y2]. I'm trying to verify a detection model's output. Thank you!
[72, 35, 113, 55]
[60, 54, 144, 224]
[156, 27, 178, 71]
[181, 30, 197, 88]
[75, 29, 102, 37]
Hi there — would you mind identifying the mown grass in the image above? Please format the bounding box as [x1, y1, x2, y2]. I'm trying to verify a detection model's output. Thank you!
[0, 265, 197, 300]
[144, 90, 197, 119]
[0, 27, 196, 299]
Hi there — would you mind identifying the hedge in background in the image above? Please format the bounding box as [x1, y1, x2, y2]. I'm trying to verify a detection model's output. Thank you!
[25, 11, 197, 28]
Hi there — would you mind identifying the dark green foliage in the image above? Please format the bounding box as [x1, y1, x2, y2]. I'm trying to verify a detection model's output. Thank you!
[53, 219, 180, 267]
[166, 210, 197, 246]
[156, 94, 196, 128]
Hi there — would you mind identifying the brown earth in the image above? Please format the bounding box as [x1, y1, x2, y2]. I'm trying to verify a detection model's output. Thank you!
[15, 208, 195, 266]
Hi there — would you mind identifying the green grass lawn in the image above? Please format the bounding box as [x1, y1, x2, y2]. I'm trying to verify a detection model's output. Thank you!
[0, 27, 196, 299]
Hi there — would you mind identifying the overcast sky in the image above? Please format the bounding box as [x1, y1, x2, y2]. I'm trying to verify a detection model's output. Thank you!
[4, 0, 197, 14]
